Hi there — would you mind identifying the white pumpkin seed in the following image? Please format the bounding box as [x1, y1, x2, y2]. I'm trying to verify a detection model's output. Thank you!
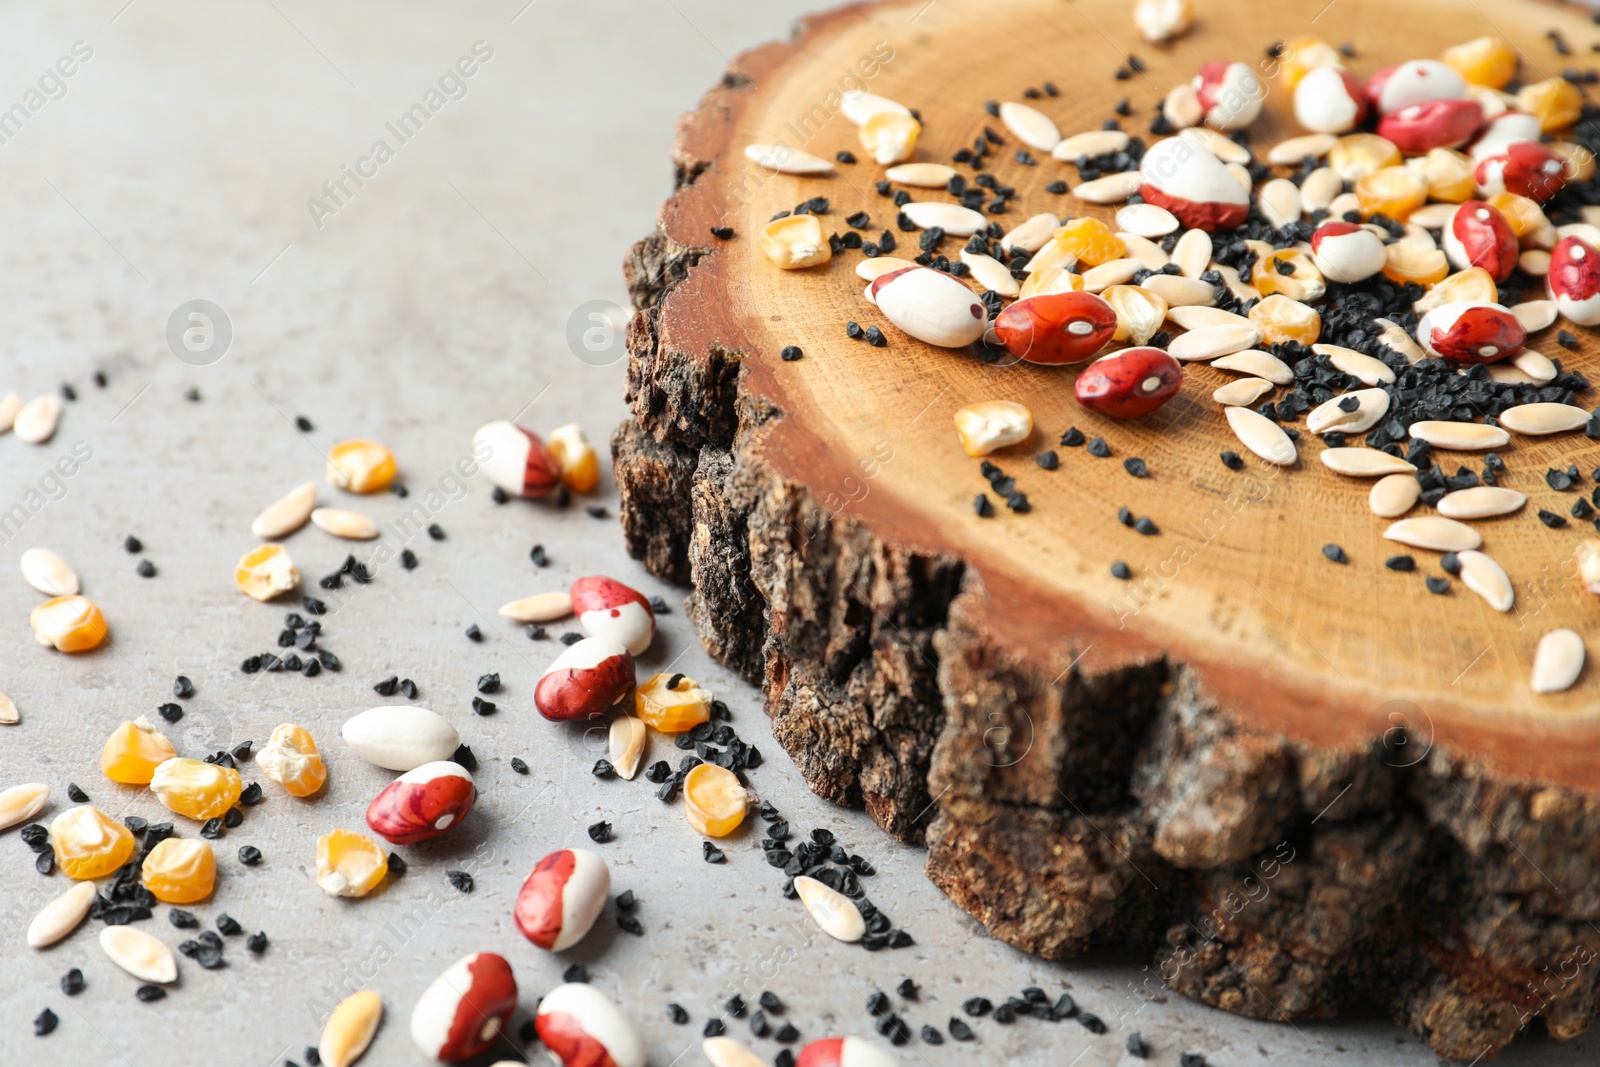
[0, 783, 48, 830]
[1407, 421, 1509, 450]
[1225, 407, 1296, 466]
[0, 690, 17, 724]
[1374, 318, 1427, 363]
[999, 101, 1061, 151]
[1162, 82, 1203, 129]
[1511, 300, 1557, 333]
[1577, 540, 1600, 593]
[1406, 202, 1457, 230]
[1073, 171, 1142, 204]
[1141, 273, 1215, 307]
[1052, 130, 1130, 160]
[0, 392, 20, 433]
[1000, 213, 1060, 253]
[855, 257, 918, 282]
[311, 507, 380, 540]
[901, 201, 988, 236]
[794, 875, 865, 942]
[1213, 349, 1294, 384]
[20, 548, 79, 596]
[342, 706, 462, 772]
[1307, 388, 1390, 434]
[1313, 344, 1396, 385]
[1167, 305, 1250, 330]
[840, 90, 909, 126]
[1457, 550, 1514, 612]
[958, 250, 1019, 297]
[1369, 474, 1421, 518]
[1115, 203, 1180, 237]
[1117, 232, 1170, 270]
[1167, 324, 1260, 361]
[498, 591, 573, 622]
[251, 481, 318, 539]
[1383, 516, 1482, 552]
[1267, 133, 1337, 165]
[1257, 179, 1302, 229]
[27, 881, 97, 949]
[883, 163, 957, 188]
[1531, 629, 1585, 694]
[1497, 403, 1592, 435]
[1080, 258, 1142, 292]
[13, 395, 61, 444]
[608, 716, 647, 780]
[1170, 229, 1214, 279]
[742, 144, 834, 175]
[1484, 365, 1539, 386]
[1023, 240, 1075, 273]
[1105, 285, 1166, 345]
[1299, 167, 1342, 212]
[1213, 377, 1273, 407]
[1436, 486, 1527, 519]
[1512, 349, 1558, 383]
[1178, 125, 1251, 164]
[1326, 191, 1362, 218]
[1320, 449, 1416, 476]
[100, 925, 177, 983]
[1215, 264, 1262, 303]
[1519, 249, 1552, 276]
[703, 1037, 768, 1067]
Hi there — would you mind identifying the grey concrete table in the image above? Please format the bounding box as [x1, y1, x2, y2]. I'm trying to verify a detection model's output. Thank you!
[0, 2, 1589, 1065]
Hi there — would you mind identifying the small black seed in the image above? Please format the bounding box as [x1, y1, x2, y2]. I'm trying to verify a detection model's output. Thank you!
[66, 783, 88, 803]
[963, 997, 992, 1017]
[703, 841, 725, 863]
[1385, 555, 1415, 572]
[173, 676, 194, 699]
[464, 624, 482, 642]
[780, 345, 803, 362]
[1124, 456, 1149, 478]
[510, 757, 529, 774]
[136, 559, 157, 577]
[1133, 516, 1159, 536]
[1323, 544, 1348, 564]
[135, 985, 166, 1002]
[247, 931, 268, 953]
[1426, 576, 1451, 594]
[1220, 450, 1244, 470]
[703, 1019, 725, 1037]
[1111, 561, 1132, 580]
[61, 969, 85, 996]
[238, 845, 262, 865]
[1087, 436, 1111, 457]
[666, 1003, 690, 1024]
[949, 1018, 975, 1041]
[588, 820, 613, 843]
[446, 869, 474, 893]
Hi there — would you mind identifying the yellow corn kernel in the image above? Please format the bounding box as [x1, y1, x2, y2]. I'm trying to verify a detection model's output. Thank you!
[1382, 242, 1450, 287]
[1249, 294, 1321, 346]
[101, 716, 178, 785]
[547, 423, 600, 494]
[1018, 268, 1083, 298]
[1547, 140, 1596, 183]
[1489, 193, 1551, 242]
[1277, 36, 1344, 89]
[149, 757, 243, 821]
[1251, 250, 1326, 303]
[1104, 285, 1167, 345]
[759, 215, 831, 270]
[140, 838, 216, 904]
[684, 764, 749, 838]
[256, 724, 327, 798]
[859, 110, 920, 165]
[316, 829, 388, 898]
[1407, 148, 1476, 203]
[1517, 78, 1583, 132]
[29, 595, 107, 653]
[51, 805, 135, 880]
[1051, 218, 1127, 268]
[1414, 267, 1499, 313]
[635, 672, 713, 733]
[235, 543, 299, 602]
[1355, 167, 1428, 221]
[1328, 134, 1401, 183]
[320, 990, 383, 1067]
[953, 400, 1033, 458]
[326, 439, 396, 494]
[1440, 36, 1518, 89]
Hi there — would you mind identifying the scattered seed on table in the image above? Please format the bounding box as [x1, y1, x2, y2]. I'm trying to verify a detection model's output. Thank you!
[170, 908, 198, 928]
[465, 625, 482, 642]
[135, 985, 166, 1002]
[1180, 1055, 1208, 1067]
[964, 997, 992, 1017]
[238, 845, 262, 866]
[451, 745, 477, 771]
[1134, 517, 1159, 535]
[223, 808, 243, 829]
[774, 1022, 800, 1043]
[703, 1019, 725, 1037]
[865, 326, 887, 347]
[135, 559, 157, 578]
[1323, 544, 1348, 564]
[1035, 451, 1059, 470]
[666, 1003, 689, 1024]
[703, 841, 725, 863]
[399, 679, 418, 699]
[760, 991, 783, 1011]
[1111, 561, 1132, 579]
[527, 625, 547, 640]
[246, 931, 268, 953]
[1385, 555, 1415, 572]
[711, 226, 735, 239]
[1539, 509, 1569, 529]
[993, 1003, 1015, 1022]
[239, 783, 263, 806]
[1005, 492, 1030, 512]
[427, 523, 445, 540]
[1087, 437, 1111, 457]
[587, 821, 613, 843]
[529, 544, 549, 566]
[445, 870, 473, 893]
[1426, 576, 1451, 594]
[974, 493, 994, 517]
[66, 783, 87, 803]
[34, 1008, 57, 1036]
[866, 991, 890, 1015]
[1127, 1031, 1149, 1057]
[61, 969, 85, 996]
[1124, 457, 1149, 478]
[173, 676, 194, 699]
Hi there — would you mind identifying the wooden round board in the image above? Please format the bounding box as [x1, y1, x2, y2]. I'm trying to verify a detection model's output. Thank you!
[613, 0, 1600, 1058]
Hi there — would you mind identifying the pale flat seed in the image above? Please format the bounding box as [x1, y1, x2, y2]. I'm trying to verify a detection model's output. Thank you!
[902, 202, 988, 236]
[1307, 388, 1390, 434]
[1167, 324, 1260, 361]
[100, 925, 178, 983]
[0, 783, 49, 830]
[320, 989, 383, 1067]
[1326, 191, 1362, 218]
[1052, 130, 1130, 160]
[1074, 171, 1142, 204]
[1375, 318, 1428, 363]
[0, 690, 17, 724]
[1407, 202, 1458, 230]
[1512, 349, 1558, 382]
[703, 1037, 769, 1067]
[1520, 249, 1552, 276]
[1116, 232, 1170, 270]
[999, 101, 1060, 151]
[1485, 365, 1539, 386]
[1171, 229, 1214, 279]
[1458, 550, 1514, 612]
[1080, 258, 1141, 292]
[883, 163, 957, 188]
[1023, 241, 1075, 273]
[310, 507, 380, 541]
[1115, 203, 1180, 237]
[1257, 178, 1302, 229]
[1225, 407, 1296, 465]
[1163, 82, 1203, 129]
[1498, 403, 1592, 435]
[1531, 629, 1585, 694]
[1407, 421, 1510, 450]
[1369, 474, 1421, 518]
[1178, 125, 1251, 164]
[742, 144, 834, 175]
[959, 250, 1019, 297]
[1141, 273, 1215, 307]
[794, 875, 866, 942]
[27, 881, 97, 949]
[1000, 213, 1059, 253]
[252, 481, 318, 539]
[0, 392, 20, 433]
[1398, 224, 1436, 251]
[1213, 377, 1273, 407]
[1167, 305, 1250, 330]
[1436, 486, 1527, 519]
[1212, 349, 1294, 384]
[1512, 300, 1558, 333]
[855, 257, 918, 281]
[13, 395, 61, 444]
[1267, 132, 1337, 164]
[498, 591, 573, 622]
[20, 548, 79, 596]
[1384, 517, 1483, 552]
[1320, 449, 1416, 476]
[1299, 167, 1342, 212]
[608, 717, 647, 780]
[1578, 540, 1600, 594]
[1314, 344, 1396, 384]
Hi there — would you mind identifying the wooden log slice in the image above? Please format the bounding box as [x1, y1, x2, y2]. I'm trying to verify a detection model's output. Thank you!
[614, 0, 1600, 1057]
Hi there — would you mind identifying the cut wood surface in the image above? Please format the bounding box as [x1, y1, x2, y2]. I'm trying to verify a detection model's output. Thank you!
[613, 0, 1600, 1058]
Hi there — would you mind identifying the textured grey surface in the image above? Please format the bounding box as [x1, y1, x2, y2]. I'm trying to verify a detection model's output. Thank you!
[0, 2, 1592, 1065]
